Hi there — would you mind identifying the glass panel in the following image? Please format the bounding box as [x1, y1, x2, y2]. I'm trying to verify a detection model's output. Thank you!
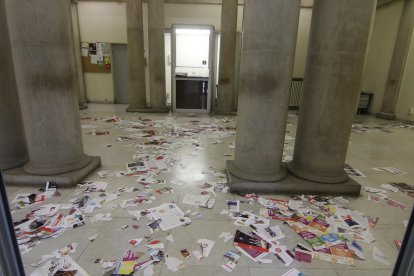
[175, 28, 210, 68]
[176, 79, 208, 109]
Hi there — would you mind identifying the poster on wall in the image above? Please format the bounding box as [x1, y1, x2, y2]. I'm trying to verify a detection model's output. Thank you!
[81, 42, 88, 57]
[89, 43, 98, 64]
[90, 55, 98, 65]
[96, 42, 104, 65]
[102, 43, 111, 55]
[104, 55, 111, 70]
[88, 43, 97, 55]
[81, 41, 111, 72]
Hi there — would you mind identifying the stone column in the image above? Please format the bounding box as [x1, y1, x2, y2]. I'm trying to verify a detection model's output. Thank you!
[126, 0, 147, 112]
[377, 0, 414, 120]
[71, 0, 88, 110]
[287, 0, 376, 184]
[215, 0, 238, 115]
[0, 0, 28, 170]
[148, 0, 167, 112]
[227, 0, 300, 185]
[5, 0, 100, 181]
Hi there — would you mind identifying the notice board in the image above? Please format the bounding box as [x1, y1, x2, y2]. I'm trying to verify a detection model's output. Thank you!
[81, 42, 111, 73]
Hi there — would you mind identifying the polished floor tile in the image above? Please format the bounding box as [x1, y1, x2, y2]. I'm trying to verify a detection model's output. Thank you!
[6, 104, 413, 276]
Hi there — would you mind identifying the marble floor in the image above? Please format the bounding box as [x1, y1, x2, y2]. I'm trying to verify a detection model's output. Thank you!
[5, 103, 414, 276]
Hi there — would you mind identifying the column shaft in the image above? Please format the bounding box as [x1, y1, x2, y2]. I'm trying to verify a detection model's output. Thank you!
[378, 0, 414, 119]
[216, 0, 238, 114]
[228, 0, 300, 182]
[287, 0, 376, 183]
[6, 0, 92, 175]
[0, 0, 28, 170]
[71, 1, 88, 110]
[126, 0, 147, 111]
[148, 0, 167, 112]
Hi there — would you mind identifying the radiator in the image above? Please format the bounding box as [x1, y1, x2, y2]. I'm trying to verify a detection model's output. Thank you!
[289, 78, 303, 108]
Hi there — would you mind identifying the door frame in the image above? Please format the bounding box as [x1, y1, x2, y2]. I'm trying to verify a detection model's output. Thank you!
[111, 43, 129, 104]
[171, 24, 215, 113]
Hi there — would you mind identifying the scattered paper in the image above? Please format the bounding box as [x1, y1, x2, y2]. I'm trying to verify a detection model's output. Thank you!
[182, 193, 215, 209]
[166, 234, 174, 243]
[145, 203, 191, 231]
[281, 268, 304, 276]
[372, 167, 407, 175]
[165, 256, 185, 272]
[197, 239, 215, 257]
[129, 239, 143, 246]
[372, 247, 390, 265]
[219, 232, 234, 243]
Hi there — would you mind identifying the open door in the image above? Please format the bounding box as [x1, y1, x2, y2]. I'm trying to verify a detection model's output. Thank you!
[171, 25, 215, 113]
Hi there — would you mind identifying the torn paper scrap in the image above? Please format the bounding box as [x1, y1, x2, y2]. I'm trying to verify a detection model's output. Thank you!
[129, 239, 143, 246]
[281, 268, 304, 276]
[166, 234, 174, 243]
[182, 193, 215, 209]
[197, 239, 215, 258]
[30, 256, 89, 276]
[372, 247, 390, 265]
[219, 232, 234, 243]
[165, 256, 185, 272]
[88, 234, 98, 242]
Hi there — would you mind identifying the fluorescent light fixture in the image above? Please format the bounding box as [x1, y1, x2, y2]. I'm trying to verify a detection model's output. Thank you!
[175, 28, 210, 35]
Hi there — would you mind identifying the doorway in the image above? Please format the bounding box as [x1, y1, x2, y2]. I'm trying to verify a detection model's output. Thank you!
[112, 44, 129, 104]
[171, 25, 215, 113]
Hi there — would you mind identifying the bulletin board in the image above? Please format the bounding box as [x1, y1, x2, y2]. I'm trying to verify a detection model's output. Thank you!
[81, 42, 112, 73]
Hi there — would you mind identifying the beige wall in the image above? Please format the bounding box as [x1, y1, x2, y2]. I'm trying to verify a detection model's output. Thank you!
[84, 73, 115, 103]
[164, 3, 244, 31]
[77, 1, 312, 103]
[77, 2, 244, 103]
[396, 29, 414, 121]
[78, 2, 126, 103]
[78, 2, 412, 116]
[361, 0, 404, 114]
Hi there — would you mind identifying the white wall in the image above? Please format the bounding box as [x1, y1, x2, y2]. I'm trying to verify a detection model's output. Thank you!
[396, 30, 414, 121]
[360, 0, 404, 114]
[164, 3, 244, 31]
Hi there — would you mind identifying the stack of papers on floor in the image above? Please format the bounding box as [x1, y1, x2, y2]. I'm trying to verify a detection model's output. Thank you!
[144, 203, 191, 231]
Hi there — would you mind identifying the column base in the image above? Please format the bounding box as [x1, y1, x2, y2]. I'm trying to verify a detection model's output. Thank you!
[227, 164, 361, 196]
[286, 162, 349, 184]
[79, 103, 88, 110]
[126, 107, 169, 113]
[377, 112, 396, 120]
[24, 155, 93, 176]
[3, 156, 101, 186]
[0, 154, 28, 170]
[227, 160, 287, 182]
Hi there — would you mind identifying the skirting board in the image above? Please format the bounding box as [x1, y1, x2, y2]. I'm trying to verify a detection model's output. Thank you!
[227, 161, 361, 196]
[3, 156, 101, 187]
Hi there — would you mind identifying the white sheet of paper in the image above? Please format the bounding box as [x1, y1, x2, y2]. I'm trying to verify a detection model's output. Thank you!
[90, 55, 98, 64]
[372, 247, 390, 265]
